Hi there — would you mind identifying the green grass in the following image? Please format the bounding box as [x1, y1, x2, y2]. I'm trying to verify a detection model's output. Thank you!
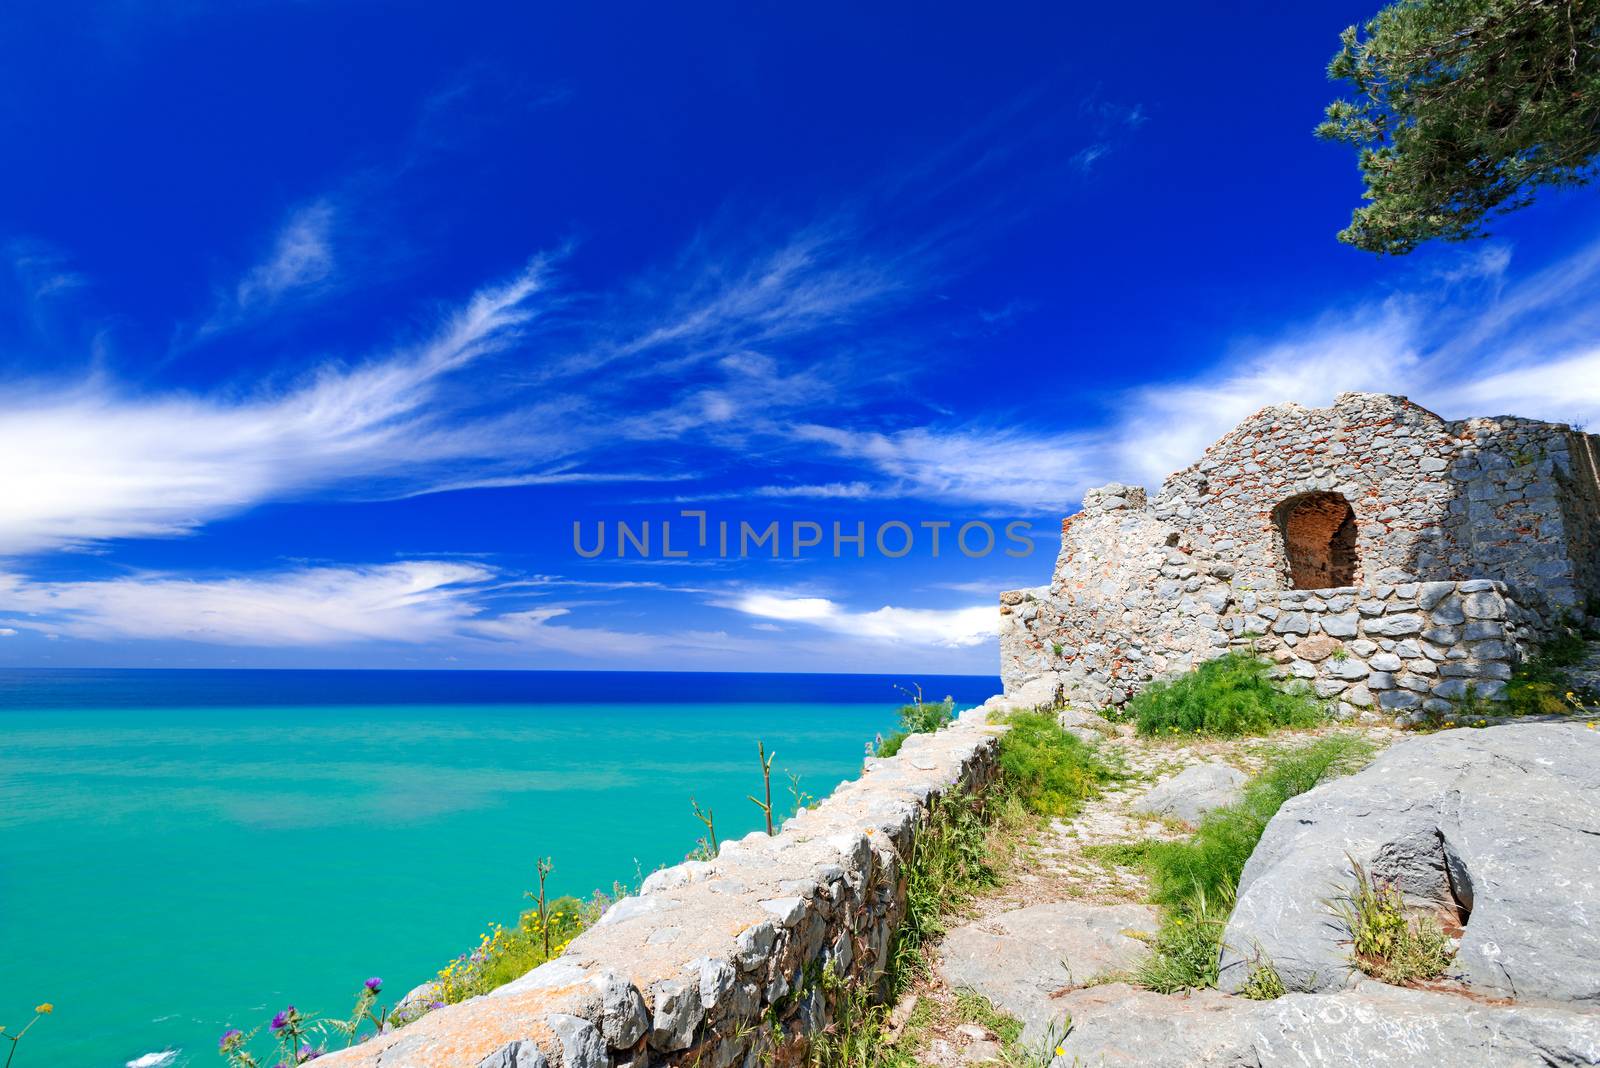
[817, 708, 1114, 1067]
[1501, 617, 1596, 716]
[1147, 735, 1372, 911]
[994, 710, 1117, 818]
[808, 968, 923, 1068]
[1079, 840, 1154, 868]
[876, 696, 956, 757]
[884, 787, 999, 991]
[1132, 735, 1375, 992]
[1238, 961, 1287, 1000]
[1130, 888, 1231, 993]
[951, 990, 1024, 1047]
[1330, 858, 1454, 985]
[1125, 653, 1327, 737]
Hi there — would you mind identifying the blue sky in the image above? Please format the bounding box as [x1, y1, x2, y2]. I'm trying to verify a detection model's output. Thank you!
[3, 2, 1599, 673]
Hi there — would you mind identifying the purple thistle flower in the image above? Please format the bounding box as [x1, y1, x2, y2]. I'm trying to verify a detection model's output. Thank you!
[271, 1005, 295, 1031]
[428, 1001, 445, 1010]
[364, 977, 383, 994]
[219, 1028, 244, 1049]
[299, 1043, 322, 1061]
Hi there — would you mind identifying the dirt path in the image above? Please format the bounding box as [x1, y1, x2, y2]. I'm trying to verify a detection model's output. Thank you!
[898, 722, 1400, 1067]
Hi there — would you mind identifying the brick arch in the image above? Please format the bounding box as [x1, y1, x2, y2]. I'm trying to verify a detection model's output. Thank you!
[1274, 491, 1359, 589]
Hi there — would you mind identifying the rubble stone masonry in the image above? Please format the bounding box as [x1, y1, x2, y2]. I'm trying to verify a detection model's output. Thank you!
[1001, 393, 1600, 722]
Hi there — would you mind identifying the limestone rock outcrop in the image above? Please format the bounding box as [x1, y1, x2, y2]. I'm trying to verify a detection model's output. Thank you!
[1217, 721, 1600, 1003]
[937, 902, 1158, 1044]
[1048, 981, 1600, 1067]
[1132, 763, 1246, 826]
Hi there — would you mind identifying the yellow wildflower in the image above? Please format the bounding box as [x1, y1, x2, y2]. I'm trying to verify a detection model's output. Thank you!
[35, 1003, 53, 1015]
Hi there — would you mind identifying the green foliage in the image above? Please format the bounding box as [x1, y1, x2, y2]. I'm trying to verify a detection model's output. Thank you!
[1330, 858, 1454, 984]
[1239, 961, 1288, 1001]
[435, 893, 599, 1003]
[874, 732, 908, 758]
[807, 967, 921, 1068]
[952, 991, 1024, 1048]
[1130, 889, 1230, 993]
[220, 979, 399, 1067]
[1127, 654, 1325, 737]
[1504, 617, 1596, 715]
[1318, 0, 1600, 254]
[951, 991, 1061, 1068]
[1134, 736, 1374, 992]
[995, 711, 1116, 818]
[1079, 840, 1154, 867]
[1147, 736, 1372, 912]
[885, 788, 998, 992]
[875, 693, 955, 757]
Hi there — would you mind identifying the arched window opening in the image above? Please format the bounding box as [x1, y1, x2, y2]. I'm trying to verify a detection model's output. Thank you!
[1275, 492, 1358, 589]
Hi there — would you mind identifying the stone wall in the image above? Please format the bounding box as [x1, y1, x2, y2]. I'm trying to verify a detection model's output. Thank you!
[314, 706, 1007, 1068]
[1000, 393, 1598, 714]
[1149, 393, 1598, 616]
[1233, 580, 1530, 726]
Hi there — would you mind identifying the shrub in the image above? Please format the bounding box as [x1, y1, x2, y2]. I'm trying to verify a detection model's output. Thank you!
[1330, 858, 1453, 985]
[1504, 618, 1597, 716]
[995, 711, 1115, 819]
[1133, 736, 1374, 992]
[875, 693, 955, 757]
[435, 893, 599, 1003]
[1127, 654, 1325, 737]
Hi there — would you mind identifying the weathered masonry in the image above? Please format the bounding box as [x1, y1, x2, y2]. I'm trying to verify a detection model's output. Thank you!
[311, 706, 1011, 1068]
[1001, 393, 1600, 720]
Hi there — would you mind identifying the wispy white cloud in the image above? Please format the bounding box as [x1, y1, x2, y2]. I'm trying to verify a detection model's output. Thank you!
[754, 481, 876, 499]
[0, 560, 734, 660]
[0, 561, 491, 645]
[793, 423, 1100, 511]
[0, 261, 555, 554]
[727, 590, 995, 648]
[193, 201, 341, 337]
[1070, 144, 1110, 173]
[798, 235, 1600, 512]
[235, 200, 337, 309]
[6, 240, 89, 300]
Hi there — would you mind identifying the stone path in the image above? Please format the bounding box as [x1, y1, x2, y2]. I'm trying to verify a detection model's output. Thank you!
[904, 705, 1600, 1067]
[900, 724, 1396, 1066]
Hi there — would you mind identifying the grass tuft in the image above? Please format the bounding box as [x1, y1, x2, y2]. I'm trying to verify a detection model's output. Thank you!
[1329, 858, 1454, 985]
[1130, 887, 1230, 993]
[1126, 653, 1326, 737]
[876, 695, 955, 757]
[994, 710, 1116, 819]
[1132, 735, 1375, 993]
[1238, 960, 1287, 1000]
[1146, 736, 1371, 914]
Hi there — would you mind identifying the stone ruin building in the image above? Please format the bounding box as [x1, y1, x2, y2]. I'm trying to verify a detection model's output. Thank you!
[1000, 393, 1600, 722]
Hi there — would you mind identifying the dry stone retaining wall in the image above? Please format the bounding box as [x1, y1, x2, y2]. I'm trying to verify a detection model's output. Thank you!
[315, 705, 1012, 1068]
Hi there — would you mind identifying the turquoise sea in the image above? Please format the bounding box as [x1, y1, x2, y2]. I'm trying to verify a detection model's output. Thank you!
[0, 669, 998, 1067]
